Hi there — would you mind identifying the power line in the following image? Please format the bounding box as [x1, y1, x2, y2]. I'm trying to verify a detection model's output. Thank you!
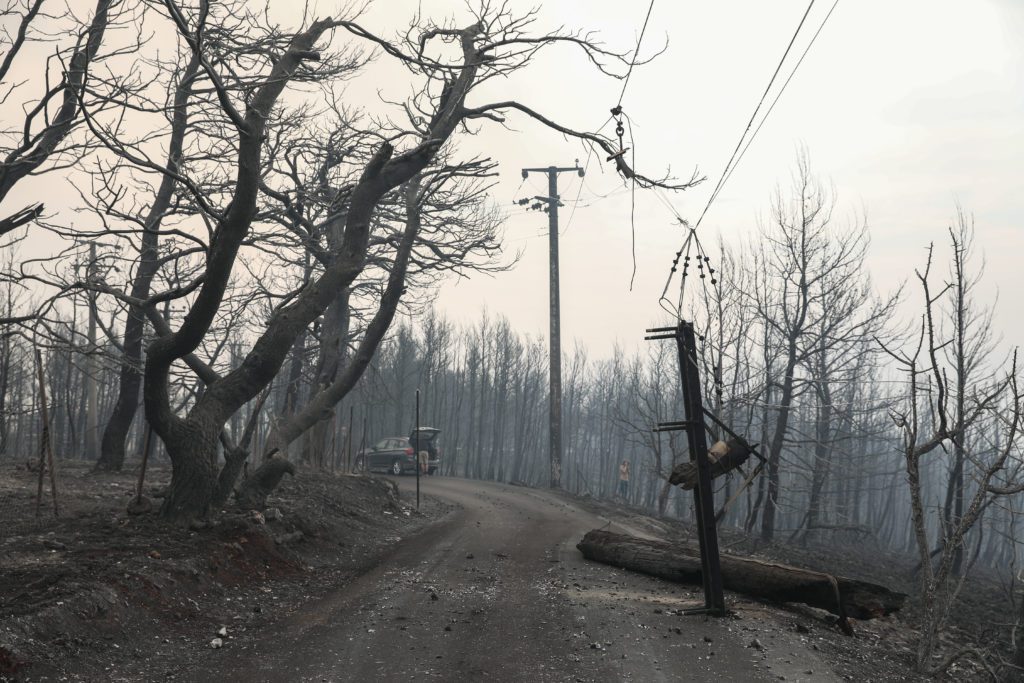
[692, 0, 818, 233]
[562, 116, 614, 235]
[719, 0, 842, 193]
[626, 112, 638, 288]
[613, 0, 656, 288]
[562, 146, 596, 236]
[660, 0, 838, 317]
[557, 1, 653, 283]
[617, 0, 657, 108]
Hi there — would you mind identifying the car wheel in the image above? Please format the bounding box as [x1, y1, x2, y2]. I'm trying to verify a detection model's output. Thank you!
[390, 459, 403, 476]
[428, 467, 436, 476]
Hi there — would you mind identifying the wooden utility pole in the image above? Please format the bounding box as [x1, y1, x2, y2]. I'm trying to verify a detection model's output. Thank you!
[520, 162, 584, 489]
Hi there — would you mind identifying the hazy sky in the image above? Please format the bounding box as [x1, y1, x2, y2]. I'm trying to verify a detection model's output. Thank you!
[349, 0, 1023, 357]
[7, 0, 1023, 359]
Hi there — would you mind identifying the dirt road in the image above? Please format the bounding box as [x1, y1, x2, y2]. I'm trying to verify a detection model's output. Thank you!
[201, 477, 836, 682]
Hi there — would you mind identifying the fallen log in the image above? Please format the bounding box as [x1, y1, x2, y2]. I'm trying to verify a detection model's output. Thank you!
[577, 529, 905, 621]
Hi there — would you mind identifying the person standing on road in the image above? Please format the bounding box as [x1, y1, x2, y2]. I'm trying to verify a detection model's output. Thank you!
[618, 459, 630, 499]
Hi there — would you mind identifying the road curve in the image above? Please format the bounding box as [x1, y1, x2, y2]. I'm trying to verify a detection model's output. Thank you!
[202, 477, 833, 682]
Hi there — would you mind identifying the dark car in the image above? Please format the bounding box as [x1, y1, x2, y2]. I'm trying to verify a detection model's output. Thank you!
[357, 427, 441, 476]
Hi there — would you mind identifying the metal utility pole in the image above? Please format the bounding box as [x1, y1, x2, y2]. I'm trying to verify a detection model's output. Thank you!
[415, 389, 421, 510]
[647, 321, 726, 616]
[520, 162, 584, 489]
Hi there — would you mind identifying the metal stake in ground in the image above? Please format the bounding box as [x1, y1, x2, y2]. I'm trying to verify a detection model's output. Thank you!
[520, 161, 585, 489]
[415, 389, 421, 510]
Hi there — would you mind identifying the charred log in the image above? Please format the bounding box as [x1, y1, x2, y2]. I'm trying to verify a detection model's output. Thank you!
[576, 529, 905, 622]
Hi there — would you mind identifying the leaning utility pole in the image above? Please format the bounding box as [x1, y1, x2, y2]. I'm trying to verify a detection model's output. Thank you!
[520, 162, 584, 489]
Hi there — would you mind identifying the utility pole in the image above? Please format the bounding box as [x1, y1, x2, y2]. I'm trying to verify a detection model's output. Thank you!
[520, 162, 584, 489]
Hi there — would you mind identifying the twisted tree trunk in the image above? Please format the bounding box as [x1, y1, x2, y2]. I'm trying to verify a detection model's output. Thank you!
[96, 48, 202, 471]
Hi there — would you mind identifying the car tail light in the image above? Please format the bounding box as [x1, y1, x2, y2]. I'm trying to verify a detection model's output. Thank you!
[404, 447, 414, 455]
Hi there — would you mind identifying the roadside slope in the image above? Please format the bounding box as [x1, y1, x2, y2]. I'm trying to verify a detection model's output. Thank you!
[1, 464, 438, 681]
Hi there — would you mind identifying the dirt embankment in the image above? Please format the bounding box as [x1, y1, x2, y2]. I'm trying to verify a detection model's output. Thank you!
[0, 462, 442, 681]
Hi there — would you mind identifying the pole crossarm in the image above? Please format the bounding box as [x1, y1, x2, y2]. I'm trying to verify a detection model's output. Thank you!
[522, 166, 585, 174]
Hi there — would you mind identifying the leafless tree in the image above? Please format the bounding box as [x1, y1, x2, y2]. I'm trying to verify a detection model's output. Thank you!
[56, 3, 697, 521]
[0, 0, 122, 328]
[743, 151, 887, 542]
[882, 225, 1022, 674]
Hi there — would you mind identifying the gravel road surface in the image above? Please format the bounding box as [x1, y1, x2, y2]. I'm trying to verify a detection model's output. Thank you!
[201, 477, 836, 682]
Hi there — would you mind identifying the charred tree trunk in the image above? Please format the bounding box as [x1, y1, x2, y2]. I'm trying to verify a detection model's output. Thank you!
[0, 331, 9, 455]
[213, 447, 249, 507]
[96, 48, 201, 471]
[1013, 594, 1024, 682]
[282, 329, 307, 417]
[159, 419, 220, 520]
[761, 347, 797, 542]
[304, 287, 349, 465]
[145, 18, 437, 521]
[263, 181, 424, 459]
[237, 458, 296, 509]
[805, 376, 833, 537]
[577, 529, 905, 622]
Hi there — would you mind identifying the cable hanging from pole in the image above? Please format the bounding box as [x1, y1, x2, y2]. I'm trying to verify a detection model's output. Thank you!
[604, 0, 656, 290]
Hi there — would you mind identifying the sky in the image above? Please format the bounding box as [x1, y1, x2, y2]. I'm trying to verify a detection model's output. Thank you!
[349, 0, 1024, 357]
[5, 0, 1023, 360]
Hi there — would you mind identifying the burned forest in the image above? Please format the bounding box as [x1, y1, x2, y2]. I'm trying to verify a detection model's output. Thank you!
[1, 1, 1022, 681]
